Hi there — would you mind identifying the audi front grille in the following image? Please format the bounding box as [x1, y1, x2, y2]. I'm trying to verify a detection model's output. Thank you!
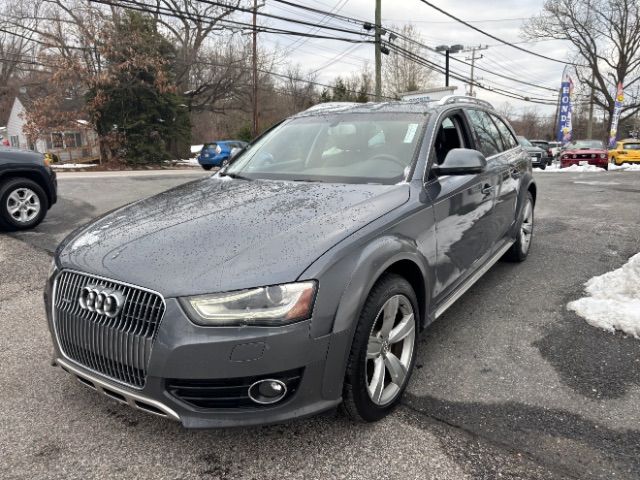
[52, 270, 166, 388]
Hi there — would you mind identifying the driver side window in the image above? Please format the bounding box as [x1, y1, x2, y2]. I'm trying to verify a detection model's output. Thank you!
[433, 114, 467, 165]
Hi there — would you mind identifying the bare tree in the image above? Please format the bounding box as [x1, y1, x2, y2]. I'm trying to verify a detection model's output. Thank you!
[383, 24, 434, 98]
[526, 0, 640, 134]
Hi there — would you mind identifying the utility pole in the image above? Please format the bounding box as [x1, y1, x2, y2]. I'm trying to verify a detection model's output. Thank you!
[586, 71, 595, 138]
[374, 0, 382, 100]
[463, 45, 488, 96]
[252, 0, 259, 138]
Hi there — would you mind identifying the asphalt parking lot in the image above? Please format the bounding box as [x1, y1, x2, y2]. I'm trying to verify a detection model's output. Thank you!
[1, 169, 639, 479]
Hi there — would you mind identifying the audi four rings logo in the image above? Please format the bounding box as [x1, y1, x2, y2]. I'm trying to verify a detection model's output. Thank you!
[78, 285, 124, 318]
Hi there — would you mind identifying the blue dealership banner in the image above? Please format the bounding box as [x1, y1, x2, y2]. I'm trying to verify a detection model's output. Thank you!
[557, 70, 574, 144]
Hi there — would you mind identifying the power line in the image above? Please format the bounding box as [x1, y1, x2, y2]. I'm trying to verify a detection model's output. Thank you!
[415, 0, 580, 66]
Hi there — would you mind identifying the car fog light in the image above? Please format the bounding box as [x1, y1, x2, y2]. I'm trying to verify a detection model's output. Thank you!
[248, 379, 288, 404]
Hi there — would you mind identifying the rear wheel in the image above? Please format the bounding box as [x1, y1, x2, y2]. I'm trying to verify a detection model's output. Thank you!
[538, 163, 546, 170]
[0, 178, 48, 230]
[342, 274, 418, 422]
[504, 191, 534, 262]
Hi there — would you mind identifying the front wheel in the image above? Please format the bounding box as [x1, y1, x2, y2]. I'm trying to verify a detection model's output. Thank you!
[538, 163, 546, 170]
[504, 191, 534, 262]
[0, 178, 48, 230]
[342, 274, 418, 422]
[202, 165, 213, 171]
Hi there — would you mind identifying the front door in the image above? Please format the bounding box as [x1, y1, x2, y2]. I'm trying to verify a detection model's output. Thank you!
[424, 111, 498, 301]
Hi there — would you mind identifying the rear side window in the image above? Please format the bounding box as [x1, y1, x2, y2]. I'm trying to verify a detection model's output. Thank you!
[204, 143, 217, 150]
[491, 115, 518, 150]
[466, 109, 503, 158]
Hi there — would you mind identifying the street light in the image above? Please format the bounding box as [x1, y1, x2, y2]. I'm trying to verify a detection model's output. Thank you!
[435, 44, 464, 87]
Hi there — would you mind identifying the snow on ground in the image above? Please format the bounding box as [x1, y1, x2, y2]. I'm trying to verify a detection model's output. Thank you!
[610, 163, 640, 171]
[176, 158, 200, 166]
[51, 163, 97, 169]
[568, 253, 640, 339]
[190, 144, 203, 154]
[535, 164, 606, 173]
[535, 163, 640, 173]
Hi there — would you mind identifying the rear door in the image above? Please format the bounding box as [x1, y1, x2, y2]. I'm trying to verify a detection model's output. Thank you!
[464, 109, 511, 245]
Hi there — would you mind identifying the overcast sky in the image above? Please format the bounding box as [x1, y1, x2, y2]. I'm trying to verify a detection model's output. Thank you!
[257, 0, 575, 117]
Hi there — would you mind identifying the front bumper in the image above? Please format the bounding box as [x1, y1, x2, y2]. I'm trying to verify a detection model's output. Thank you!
[561, 159, 608, 168]
[47, 292, 343, 428]
[197, 154, 227, 166]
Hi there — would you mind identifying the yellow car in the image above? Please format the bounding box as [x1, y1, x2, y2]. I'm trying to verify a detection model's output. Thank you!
[609, 139, 640, 165]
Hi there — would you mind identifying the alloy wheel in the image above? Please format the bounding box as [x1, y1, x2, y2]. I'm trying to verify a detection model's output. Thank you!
[520, 199, 533, 254]
[365, 294, 416, 406]
[6, 187, 41, 224]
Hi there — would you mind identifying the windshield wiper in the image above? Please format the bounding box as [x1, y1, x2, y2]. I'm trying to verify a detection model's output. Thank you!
[219, 171, 252, 181]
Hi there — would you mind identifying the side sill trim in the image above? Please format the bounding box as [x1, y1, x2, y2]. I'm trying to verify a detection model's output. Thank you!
[435, 240, 515, 319]
[57, 358, 180, 422]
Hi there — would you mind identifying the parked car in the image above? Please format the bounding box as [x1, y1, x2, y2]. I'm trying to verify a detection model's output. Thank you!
[46, 96, 536, 427]
[547, 141, 562, 158]
[197, 140, 248, 170]
[0, 148, 57, 230]
[517, 136, 551, 169]
[609, 139, 640, 166]
[529, 140, 555, 163]
[560, 139, 609, 170]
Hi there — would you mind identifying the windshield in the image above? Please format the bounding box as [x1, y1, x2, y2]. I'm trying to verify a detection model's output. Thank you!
[566, 140, 604, 149]
[225, 113, 427, 184]
[517, 136, 533, 147]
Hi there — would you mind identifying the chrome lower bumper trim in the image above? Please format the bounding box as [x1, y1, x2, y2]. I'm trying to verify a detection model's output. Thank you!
[56, 358, 180, 422]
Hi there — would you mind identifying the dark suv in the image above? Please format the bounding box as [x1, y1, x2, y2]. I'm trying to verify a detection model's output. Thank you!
[0, 148, 57, 230]
[46, 96, 536, 427]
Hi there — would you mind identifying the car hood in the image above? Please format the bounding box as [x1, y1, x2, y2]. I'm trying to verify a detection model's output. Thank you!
[57, 177, 410, 297]
[562, 148, 606, 155]
[522, 146, 545, 154]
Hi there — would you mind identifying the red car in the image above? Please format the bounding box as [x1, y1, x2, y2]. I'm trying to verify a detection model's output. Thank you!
[560, 139, 609, 170]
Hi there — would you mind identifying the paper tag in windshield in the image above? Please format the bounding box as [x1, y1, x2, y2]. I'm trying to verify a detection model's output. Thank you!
[404, 123, 419, 143]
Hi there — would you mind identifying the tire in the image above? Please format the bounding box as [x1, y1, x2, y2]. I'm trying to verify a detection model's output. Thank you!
[342, 274, 419, 422]
[603, 164, 609, 171]
[0, 178, 48, 231]
[504, 191, 534, 262]
[202, 165, 213, 171]
[611, 157, 617, 166]
[538, 163, 546, 170]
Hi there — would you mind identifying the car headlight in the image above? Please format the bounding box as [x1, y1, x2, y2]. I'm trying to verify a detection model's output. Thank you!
[182, 281, 317, 326]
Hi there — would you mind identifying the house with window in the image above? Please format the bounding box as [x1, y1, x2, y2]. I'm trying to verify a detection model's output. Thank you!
[6, 92, 100, 163]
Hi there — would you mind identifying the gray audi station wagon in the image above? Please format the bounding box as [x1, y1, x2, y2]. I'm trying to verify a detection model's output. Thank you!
[45, 96, 536, 427]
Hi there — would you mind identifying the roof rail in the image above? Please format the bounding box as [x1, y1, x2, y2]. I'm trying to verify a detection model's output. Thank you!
[437, 95, 494, 110]
[303, 102, 361, 113]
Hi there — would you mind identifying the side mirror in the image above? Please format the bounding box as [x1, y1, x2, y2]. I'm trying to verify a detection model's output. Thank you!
[434, 148, 487, 175]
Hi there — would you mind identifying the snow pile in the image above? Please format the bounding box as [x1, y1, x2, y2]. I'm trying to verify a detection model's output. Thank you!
[176, 158, 200, 166]
[51, 163, 97, 169]
[568, 253, 640, 338]
[610, 163, 640, 171]
[190, 144, 203, 154]
[535, 164, 606, 173]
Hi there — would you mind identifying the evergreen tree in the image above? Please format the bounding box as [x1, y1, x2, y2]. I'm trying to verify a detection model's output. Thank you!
[88, 11, 190, 164]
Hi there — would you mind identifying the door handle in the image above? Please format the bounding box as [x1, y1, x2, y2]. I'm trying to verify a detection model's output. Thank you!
[481, 184, 494, 196]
